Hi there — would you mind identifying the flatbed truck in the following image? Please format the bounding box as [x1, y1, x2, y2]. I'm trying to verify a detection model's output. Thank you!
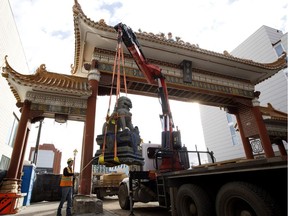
[118, 145, 287, 216]
[112, 23, 287, 216]
[92, 165, 127, 199]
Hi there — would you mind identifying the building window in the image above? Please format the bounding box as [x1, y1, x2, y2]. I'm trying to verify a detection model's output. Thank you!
[283, 68, 288, 80]
[5, 113, 19, 148]
[273, 43, 284, 57]
[0, 155, 10, 170]
[226, 113, 239, 146]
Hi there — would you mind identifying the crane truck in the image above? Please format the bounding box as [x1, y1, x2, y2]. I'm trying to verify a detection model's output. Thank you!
[112, 23, 287, 216]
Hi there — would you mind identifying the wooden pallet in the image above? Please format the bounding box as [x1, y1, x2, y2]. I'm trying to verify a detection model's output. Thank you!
[192, 157, 249, 169]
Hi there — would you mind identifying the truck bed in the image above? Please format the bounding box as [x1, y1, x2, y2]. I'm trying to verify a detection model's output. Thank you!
[159, 156, 287, 213]
[162, 156, 287, 179]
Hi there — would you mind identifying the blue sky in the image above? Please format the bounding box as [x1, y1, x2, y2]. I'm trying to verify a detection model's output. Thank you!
[9, 0, 287, 172]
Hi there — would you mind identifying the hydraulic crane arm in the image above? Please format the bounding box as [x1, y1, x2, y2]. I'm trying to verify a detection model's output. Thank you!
[114, 23, 162, 84]
[114, 23, 181, 152]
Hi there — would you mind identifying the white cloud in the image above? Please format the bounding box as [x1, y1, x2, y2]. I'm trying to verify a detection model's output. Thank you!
[10, 0, 287, 73]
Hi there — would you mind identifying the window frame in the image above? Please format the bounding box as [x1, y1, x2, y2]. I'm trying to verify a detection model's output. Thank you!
[5, 112, 19, 148]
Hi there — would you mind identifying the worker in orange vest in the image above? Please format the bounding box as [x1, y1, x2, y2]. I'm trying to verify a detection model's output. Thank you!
[57, 158, 74, 216]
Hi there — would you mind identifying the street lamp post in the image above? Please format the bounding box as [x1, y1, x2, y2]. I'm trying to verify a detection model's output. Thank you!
[72, 149, 78, 195]
[73, 149, 78, 170]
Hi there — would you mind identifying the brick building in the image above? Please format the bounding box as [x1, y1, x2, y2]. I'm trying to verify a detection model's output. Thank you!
[29, 144, 62, 174]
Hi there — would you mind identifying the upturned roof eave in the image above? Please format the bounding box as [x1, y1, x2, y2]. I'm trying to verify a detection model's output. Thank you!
[259, 103, 288, 121]
[72, 1, 286, 85]
[2, 57, 92, 103]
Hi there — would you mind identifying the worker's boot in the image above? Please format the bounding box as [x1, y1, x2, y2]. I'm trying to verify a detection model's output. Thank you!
[56, 207, 62, 216]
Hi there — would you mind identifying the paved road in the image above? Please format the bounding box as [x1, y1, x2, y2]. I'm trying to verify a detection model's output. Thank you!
[16, 196, 171, 216]
[103, 196, 171, 216]
[16, 201, 116, 216]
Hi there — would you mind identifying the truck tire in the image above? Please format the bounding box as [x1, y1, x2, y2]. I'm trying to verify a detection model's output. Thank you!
[176, 184, 213, 216]
[216, 181, 282, 216]
[118, 184, 132, 210]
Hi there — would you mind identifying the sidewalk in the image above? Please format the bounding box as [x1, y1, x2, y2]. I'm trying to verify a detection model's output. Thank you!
[16, 201, 118, 216]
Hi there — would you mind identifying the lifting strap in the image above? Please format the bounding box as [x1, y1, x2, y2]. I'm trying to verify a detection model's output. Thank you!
[99, 27, 127, 164]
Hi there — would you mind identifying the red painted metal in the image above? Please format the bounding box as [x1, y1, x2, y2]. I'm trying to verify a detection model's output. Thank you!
[115, 23, 183, 171]
[0, 193, 21, 214]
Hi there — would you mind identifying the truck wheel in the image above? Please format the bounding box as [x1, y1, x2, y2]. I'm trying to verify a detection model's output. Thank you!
[216, 181, 282, 216]
[118, 184, 132, 210]
[176, 184, 213, 216]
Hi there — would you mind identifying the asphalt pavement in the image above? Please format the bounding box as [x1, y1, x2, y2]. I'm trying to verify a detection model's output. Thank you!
[16, 201, 118, 216]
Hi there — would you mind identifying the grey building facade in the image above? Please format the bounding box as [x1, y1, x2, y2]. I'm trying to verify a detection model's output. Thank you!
[200, 25, 287, 161]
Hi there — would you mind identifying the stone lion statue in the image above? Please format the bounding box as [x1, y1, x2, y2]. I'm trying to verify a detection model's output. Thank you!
[102, 96, 135, 134]
[95, 96, 143, 164]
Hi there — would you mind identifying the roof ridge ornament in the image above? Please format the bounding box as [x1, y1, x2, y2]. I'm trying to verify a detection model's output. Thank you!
[98, 19, 107, 27]
[35, 64, 47, 74]
[73, 0, 83, 16]
[2, 55, 17, 75]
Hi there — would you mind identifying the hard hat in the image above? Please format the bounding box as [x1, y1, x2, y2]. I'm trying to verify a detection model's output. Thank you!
[67, 158, 73, 163]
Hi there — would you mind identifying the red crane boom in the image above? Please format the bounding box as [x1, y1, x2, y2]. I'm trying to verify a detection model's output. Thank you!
[114, 23, 183, 171]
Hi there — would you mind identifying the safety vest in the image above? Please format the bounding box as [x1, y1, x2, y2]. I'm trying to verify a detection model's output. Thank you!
[60, 166, 73, 187]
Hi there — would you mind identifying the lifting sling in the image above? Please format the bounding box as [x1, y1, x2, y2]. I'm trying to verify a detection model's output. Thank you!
[99, 27, 128, 164]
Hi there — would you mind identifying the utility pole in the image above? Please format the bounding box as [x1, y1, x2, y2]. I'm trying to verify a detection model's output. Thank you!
[32, 119, 43, 165]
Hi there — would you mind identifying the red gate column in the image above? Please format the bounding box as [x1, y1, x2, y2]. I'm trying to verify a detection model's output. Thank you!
[0, 100, 31, 193]
[79, 56, 100, 195]
[17, 128, 30, 180]
[251, 98, 275, 158]
[235, 113, 254, 159]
